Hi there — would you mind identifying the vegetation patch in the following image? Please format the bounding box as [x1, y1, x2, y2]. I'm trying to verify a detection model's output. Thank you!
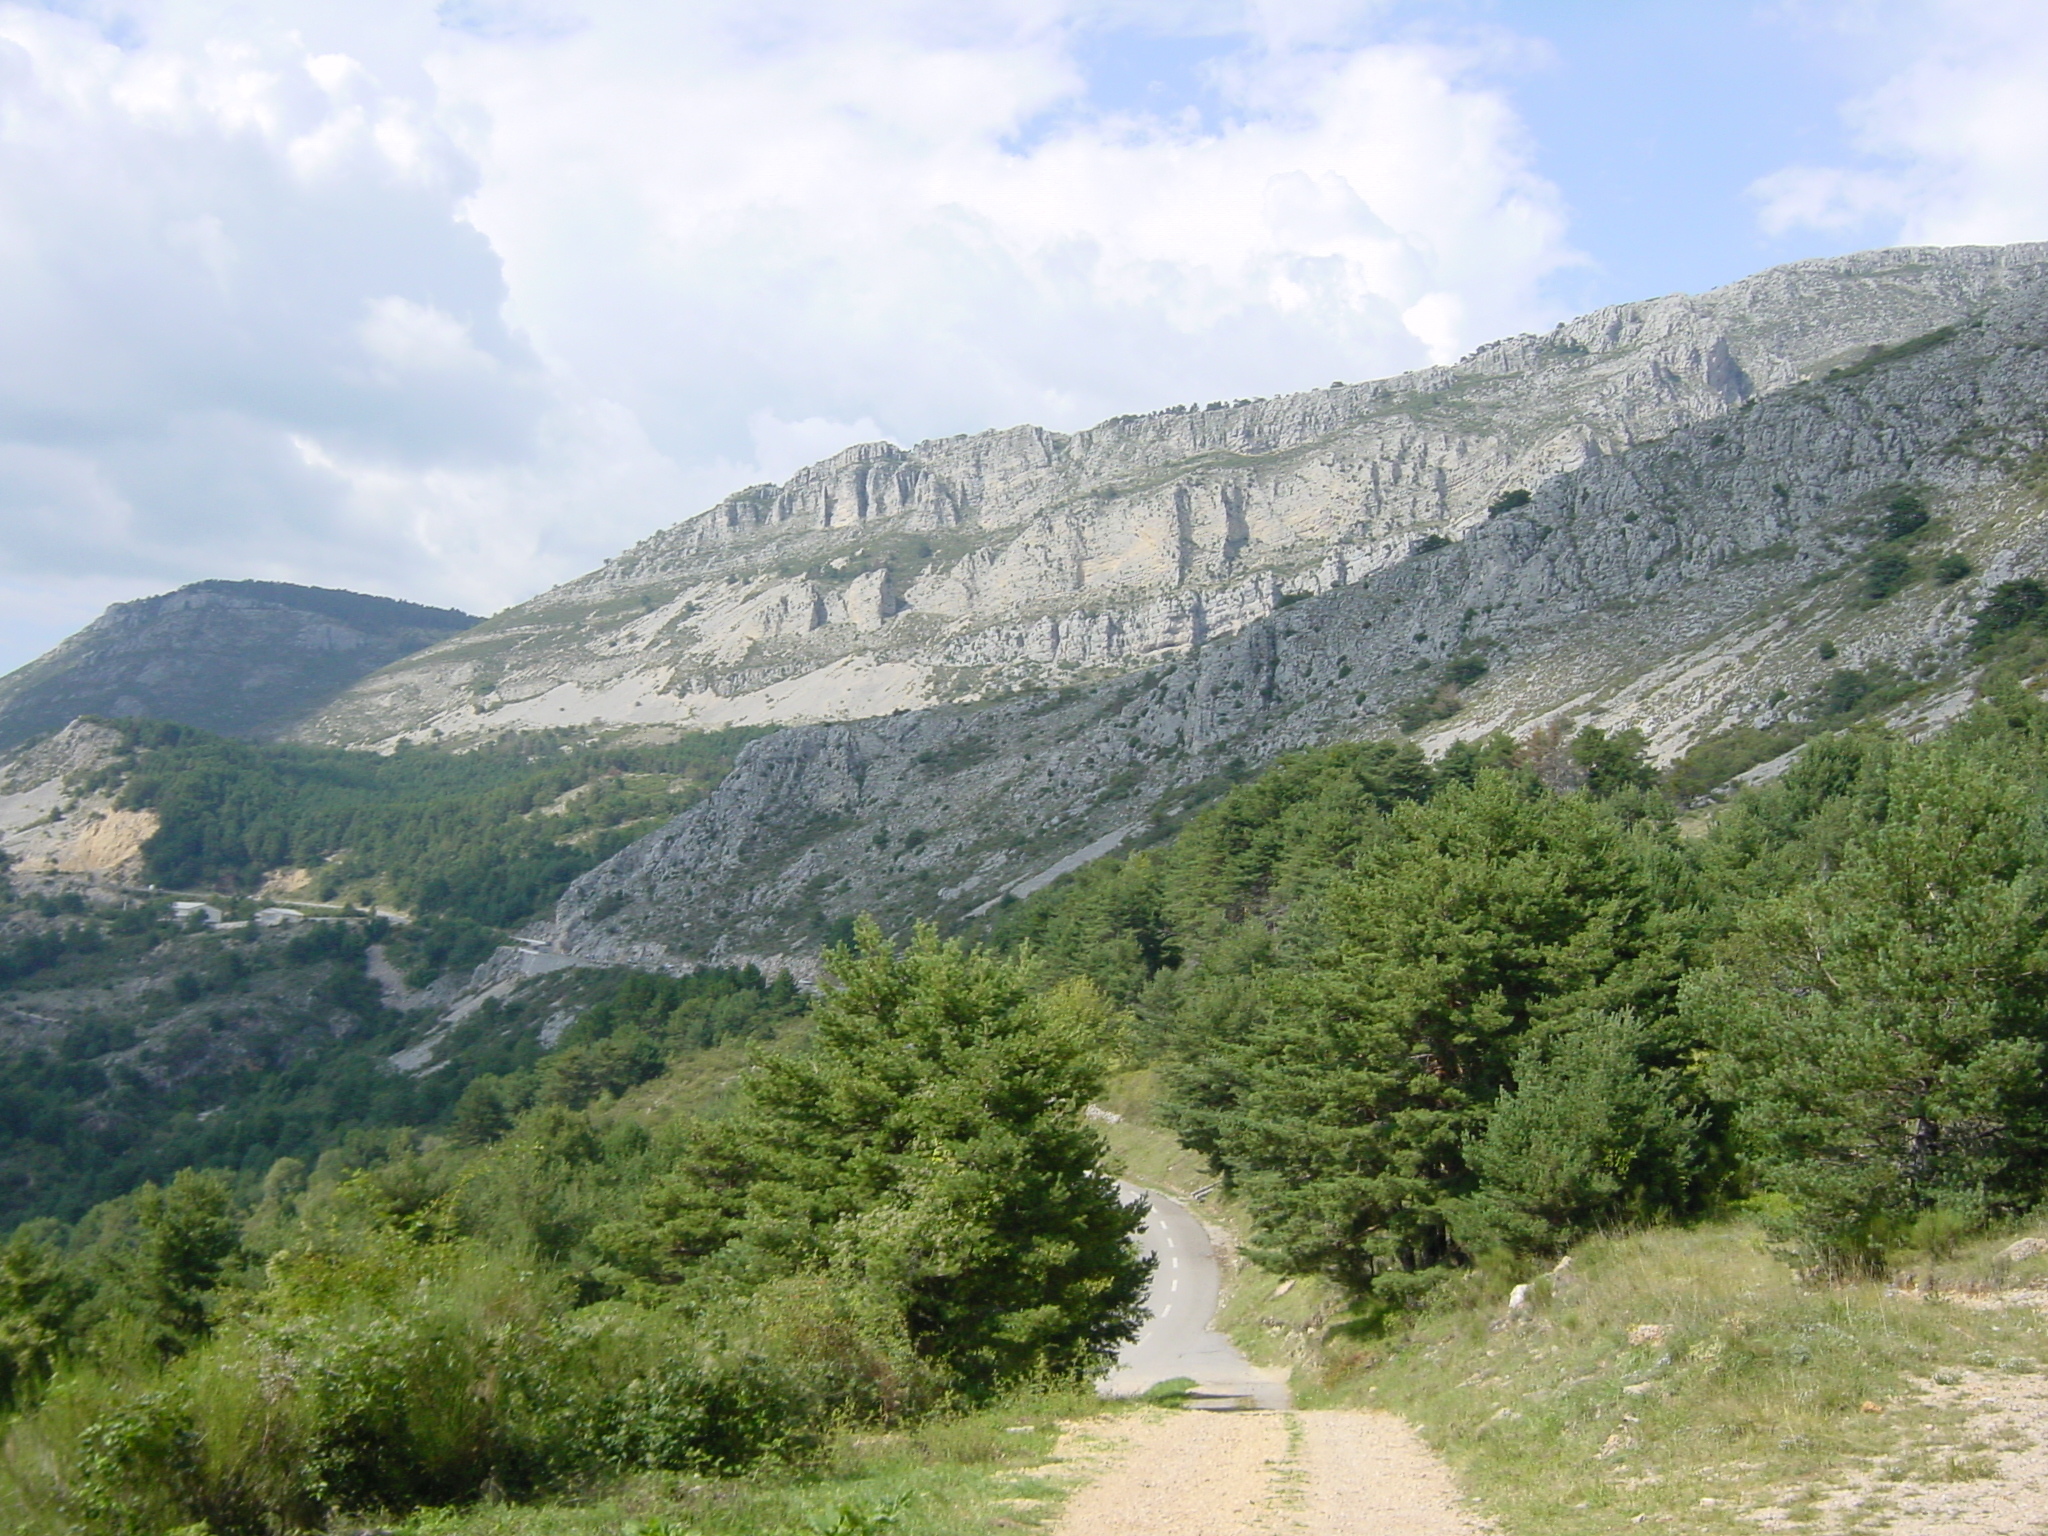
[1334, 1222, 2048, 1534]
[0, 929, 1141, 1535]
[85, 720, 761, 927]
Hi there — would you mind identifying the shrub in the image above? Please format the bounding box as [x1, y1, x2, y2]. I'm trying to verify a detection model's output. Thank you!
[1457, 1011, 1704, 1254]
[1862, 551, 1912, 600]
[1443, 654, 1489, 688]
[1880, 491, 1929, 541]
[595, 1353, 819, 1472]
[23, 1249, 849, 1534]
[1970, 578, 2048, 648]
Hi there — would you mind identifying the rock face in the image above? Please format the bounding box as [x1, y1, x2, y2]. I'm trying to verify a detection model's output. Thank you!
[0, 720, 156, 881]
[296, 243, 2048, 749]
[0, 581, 478, 750]
[549, 270, 2048, 973]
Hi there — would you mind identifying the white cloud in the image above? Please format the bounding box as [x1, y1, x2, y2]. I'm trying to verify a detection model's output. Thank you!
[0, 0, 1579, 669]
[1753, 0, 2048, 244]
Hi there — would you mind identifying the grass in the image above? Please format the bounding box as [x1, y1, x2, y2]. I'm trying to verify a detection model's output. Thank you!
[384, 1389, 1107, 1536]
[1316, 1222, 2048, 1534]
[1095, 1072, 2048, 1531]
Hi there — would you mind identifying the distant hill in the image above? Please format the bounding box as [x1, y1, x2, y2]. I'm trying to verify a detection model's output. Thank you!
[0, 580, 478, 750]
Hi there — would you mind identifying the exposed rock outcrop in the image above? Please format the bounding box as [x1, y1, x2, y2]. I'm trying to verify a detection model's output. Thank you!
[298, 244, 2048, 749]
[0, 719, 156, 880]
[549, 272, 2048, 971]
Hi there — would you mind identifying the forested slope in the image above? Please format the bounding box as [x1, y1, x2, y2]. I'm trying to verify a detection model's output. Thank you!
[0, 719, 768, 1227]
[993, 633, 2048, 1283]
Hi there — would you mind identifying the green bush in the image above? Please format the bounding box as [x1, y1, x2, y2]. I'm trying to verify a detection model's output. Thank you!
[1443, 653, 1489, 687]
[594, 1352, 820, 1472]
[1970, 578, 2048, 648]
[1457, 1010, 1704, 1255]
[1862, 551, 1912, 600]
[16, 1236, 870, 1534]
[1880, 490, 1929, 541]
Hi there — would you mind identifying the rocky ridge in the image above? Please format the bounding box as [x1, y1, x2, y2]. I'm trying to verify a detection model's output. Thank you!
[296, 244, 2048, 750]
[547, 268, 2048, 975]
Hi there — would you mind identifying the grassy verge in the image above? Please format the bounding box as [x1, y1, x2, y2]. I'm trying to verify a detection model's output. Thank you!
[386, 1389, 1107, 1536]
[1318, 1223, 2048, 1533]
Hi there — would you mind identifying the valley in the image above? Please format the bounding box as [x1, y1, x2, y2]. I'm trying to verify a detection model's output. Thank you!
[4, 241, 2048, 1536]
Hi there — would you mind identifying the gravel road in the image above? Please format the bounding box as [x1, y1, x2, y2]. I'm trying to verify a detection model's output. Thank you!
[1048, 1407, 1494, 1535]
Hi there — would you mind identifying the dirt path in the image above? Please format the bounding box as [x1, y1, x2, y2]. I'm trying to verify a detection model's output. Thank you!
[1048, 1407, 1492, 1536]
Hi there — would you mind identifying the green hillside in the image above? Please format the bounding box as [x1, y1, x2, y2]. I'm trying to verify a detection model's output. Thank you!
[0, 582, 481, 749]
[7, 594, 2048, 1531]
[93, 717, 763, 926]
[0, 720, 765, 1227]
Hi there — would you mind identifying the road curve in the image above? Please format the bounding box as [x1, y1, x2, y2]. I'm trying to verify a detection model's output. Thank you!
[1100, 1182, 1291, 1410]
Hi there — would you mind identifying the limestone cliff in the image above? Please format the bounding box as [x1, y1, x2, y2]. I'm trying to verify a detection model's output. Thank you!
[296, 244, 2048, 749]
[548, 270, 2048, 973]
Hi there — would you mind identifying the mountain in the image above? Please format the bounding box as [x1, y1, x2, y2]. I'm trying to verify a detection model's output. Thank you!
[545, 255, 2048, 975]
[0, 580, 478, 751]
[293, 243, 2048, 750]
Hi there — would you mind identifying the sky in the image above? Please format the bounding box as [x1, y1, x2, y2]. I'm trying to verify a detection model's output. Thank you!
[0, 0, 2044, 673]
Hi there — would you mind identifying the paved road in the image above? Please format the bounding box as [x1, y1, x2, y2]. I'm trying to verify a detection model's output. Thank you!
[1100, 1182, 1291, 1410]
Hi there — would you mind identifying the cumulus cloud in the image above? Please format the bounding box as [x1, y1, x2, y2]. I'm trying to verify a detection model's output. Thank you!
[0, 0, 1579, 667]
[444, 2, 1571, 458]
[1752, 0, 2048, 245]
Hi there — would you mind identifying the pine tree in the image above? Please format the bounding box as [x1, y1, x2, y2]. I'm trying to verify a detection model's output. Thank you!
[604, 922, 1150, 1394]
[1687, 742, 2048, 1272]
[1167, 772, 1686, 1288]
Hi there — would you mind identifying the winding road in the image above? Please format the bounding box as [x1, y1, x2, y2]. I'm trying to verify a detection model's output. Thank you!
[1100, 1183, 1292, 1411]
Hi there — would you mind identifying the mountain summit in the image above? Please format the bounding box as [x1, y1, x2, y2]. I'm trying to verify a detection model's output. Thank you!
[0, 580, 478, 750]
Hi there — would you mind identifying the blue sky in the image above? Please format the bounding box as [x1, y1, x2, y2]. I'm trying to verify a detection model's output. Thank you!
[0, 0, 2043, 672]
[1482, 0, 1872, 304]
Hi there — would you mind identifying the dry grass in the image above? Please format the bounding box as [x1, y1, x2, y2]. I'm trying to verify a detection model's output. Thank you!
[1324, 1223, 2048, 1534]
